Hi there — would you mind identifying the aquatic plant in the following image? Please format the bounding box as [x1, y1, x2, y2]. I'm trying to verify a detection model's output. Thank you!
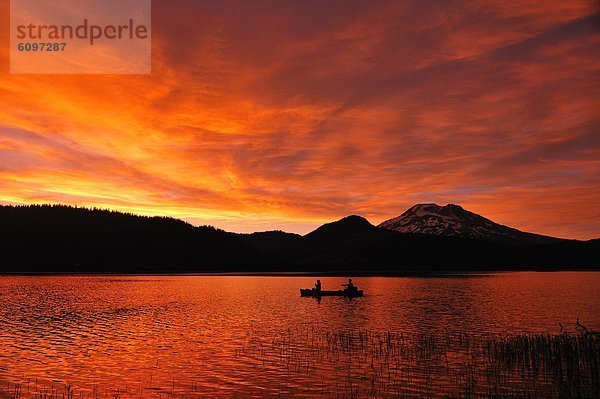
[1, 328, 598, 399]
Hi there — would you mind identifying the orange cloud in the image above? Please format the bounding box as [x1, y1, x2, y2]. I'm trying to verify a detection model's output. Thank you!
[0, 0, 598, 238]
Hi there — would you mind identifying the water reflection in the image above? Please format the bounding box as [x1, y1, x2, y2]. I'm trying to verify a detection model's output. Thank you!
[0, 273, 598, 398]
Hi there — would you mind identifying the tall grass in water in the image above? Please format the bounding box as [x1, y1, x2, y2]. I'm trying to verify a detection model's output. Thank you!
[1, 331, 598, 399]
[0, 382, 117, 399]
[488, 334, 599, 398]
[264, 328, 599, 398]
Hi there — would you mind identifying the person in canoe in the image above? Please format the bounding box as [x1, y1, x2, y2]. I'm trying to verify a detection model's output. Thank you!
[314, 279, 322, 294]
[342, 279, 356, 293]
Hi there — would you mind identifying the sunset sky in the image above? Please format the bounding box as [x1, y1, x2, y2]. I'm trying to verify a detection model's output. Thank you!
[0, 0, 599, 238]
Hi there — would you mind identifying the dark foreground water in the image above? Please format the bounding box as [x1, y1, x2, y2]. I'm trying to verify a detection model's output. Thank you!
[0, 273, 599, 398]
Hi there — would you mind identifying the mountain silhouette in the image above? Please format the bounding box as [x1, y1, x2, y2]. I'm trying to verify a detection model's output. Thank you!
[0, 205, 272, 273]
[379, 204, 561, 245]
[0, 204, 598, 274]
[306, 215, 379, 239]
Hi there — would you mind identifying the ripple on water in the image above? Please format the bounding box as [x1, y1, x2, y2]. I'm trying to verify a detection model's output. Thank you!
[0, 274, 599, 398]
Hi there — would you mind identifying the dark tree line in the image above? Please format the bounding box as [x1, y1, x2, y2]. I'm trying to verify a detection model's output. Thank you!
[0, 205, 598, 273]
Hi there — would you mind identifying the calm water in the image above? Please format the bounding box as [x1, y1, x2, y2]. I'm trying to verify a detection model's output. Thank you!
[0, 273, 599, 398]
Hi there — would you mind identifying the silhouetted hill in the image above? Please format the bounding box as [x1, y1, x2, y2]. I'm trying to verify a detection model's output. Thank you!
[0, 205, 271, 273]
[0, 204, 598, 273]
[306, 215, 378, 239]
[298, 216, 396, 268]
[379, 204, 562, 245]
[242, 214, 599, 272]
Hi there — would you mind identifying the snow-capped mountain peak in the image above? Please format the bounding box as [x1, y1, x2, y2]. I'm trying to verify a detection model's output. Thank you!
[378, 204, 561, 244]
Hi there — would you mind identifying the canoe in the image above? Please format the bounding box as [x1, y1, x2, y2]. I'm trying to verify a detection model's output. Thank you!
[300, 288, 364, 298]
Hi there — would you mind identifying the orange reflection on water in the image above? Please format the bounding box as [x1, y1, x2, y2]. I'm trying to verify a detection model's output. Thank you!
[0, 273, 599, 398]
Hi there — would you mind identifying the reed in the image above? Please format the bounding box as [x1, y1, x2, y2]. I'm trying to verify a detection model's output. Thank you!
[1, 329, 598, 399]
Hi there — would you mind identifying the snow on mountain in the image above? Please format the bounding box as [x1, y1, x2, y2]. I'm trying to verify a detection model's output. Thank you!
[378, 204, 562, 244]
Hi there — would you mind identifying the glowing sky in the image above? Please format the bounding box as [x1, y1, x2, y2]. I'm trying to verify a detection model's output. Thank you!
[1, 0, 599, 238]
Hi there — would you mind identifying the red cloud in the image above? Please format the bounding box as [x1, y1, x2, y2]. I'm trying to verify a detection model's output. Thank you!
[0, 1, 598, 238]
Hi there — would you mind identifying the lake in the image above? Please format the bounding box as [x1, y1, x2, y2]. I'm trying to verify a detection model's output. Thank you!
[1, 273, 599, 398]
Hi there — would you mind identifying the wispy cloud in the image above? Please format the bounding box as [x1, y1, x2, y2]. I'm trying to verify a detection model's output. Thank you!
[0, 0, 598, 238]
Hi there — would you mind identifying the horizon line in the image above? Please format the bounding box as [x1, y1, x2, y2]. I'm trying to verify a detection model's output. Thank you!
[1, 201, 597, 242]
